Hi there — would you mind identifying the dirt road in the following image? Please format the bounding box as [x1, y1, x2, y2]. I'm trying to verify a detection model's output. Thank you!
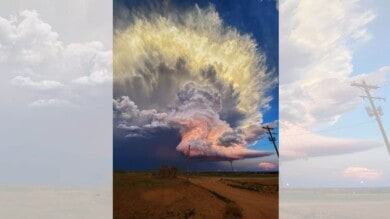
[190, 177, 278, 219]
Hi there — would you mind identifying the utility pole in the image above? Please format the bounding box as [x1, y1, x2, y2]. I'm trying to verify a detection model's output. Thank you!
[351, 80, 390, 155]
[186, 144, 191, 181]
[263, 125, 279, 157]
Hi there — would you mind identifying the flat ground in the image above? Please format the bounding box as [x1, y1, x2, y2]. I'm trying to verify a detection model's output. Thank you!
[190, 176, 278, 219]
[114, 172, 278, 219]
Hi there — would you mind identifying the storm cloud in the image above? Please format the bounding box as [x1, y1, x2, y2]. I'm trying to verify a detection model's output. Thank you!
[113, 3, 276, 163]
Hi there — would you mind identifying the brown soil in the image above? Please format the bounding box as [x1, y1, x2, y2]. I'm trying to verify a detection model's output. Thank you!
[114, 173, 225, 219]
[114, 173, 278, 219]
[189, 177, 278, 219]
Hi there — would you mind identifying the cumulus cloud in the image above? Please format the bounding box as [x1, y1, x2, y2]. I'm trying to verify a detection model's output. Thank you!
[343, 167, 382, 180]
[279, 0, 384, 160]
[113, 96, 140, 120]
[113, 96, 168, 129]
[218, 131, 244, 147]
[113, 3, 276, 162]
[0, 10, 111, 106]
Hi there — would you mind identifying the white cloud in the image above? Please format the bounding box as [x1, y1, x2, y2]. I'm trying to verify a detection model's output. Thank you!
[280, 0, 376, 128]
[1, 10, 112, 106]
[10, 75, 64, 90]
[29, 99, 73, 107]
[343, 166, 382, 180]
[280, 0, 384, 160]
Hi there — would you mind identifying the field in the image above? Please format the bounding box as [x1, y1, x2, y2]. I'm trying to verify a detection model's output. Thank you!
[114, 172, 278, 219]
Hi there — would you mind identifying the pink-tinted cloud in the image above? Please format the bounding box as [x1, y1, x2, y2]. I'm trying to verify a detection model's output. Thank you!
[114, 83, 274, 161]
[280, 122, 381, 160]
[258, 162, 277, 170]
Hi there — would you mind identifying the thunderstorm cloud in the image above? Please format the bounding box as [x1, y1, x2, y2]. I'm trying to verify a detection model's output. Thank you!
[113, 3, 276, 162]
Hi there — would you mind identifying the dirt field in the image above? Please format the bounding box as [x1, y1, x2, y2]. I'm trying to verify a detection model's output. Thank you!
[190, 176, 278, 219]
[114, 172, 278, 219]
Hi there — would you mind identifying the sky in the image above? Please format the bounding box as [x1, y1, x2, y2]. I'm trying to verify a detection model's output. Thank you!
[0, 0, 112, 186]
[113, 0, 279, 171]
[280, 0, 390, 188]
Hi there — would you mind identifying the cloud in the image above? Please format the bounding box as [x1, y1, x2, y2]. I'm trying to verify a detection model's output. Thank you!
[243, 120, 277, 144]
[113, 96, 140, 120]
[279, 0, 384, 160]
[280, 0, 376, 128]
[113, 96, 168, 129]
[10, 75, 64, 90]
[29, 99, 73, 107]
[280, 122, 381, 160]
[169, 82, 272, 160]
[114, 3, 276, 128]
[70, 49, 112, 86]
[114, 82, 273, 161]
[343, 167, 382, 180]
[0, 10, 112, 107]
[258, 162, 277, 170]
[113, 3, 276, 162]
[218, 131, 244, 147]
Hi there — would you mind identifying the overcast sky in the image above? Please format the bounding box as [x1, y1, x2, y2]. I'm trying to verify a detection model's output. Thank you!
[0, 0, 112, 186]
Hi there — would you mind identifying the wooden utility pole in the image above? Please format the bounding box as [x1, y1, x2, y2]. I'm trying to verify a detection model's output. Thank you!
[352, 80, 390, 155]
[263, 125, 279, 157]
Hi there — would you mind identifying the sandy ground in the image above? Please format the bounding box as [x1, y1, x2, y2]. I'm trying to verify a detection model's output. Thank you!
[190, 177, 278, 219]
[0, 186, 112, 219]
